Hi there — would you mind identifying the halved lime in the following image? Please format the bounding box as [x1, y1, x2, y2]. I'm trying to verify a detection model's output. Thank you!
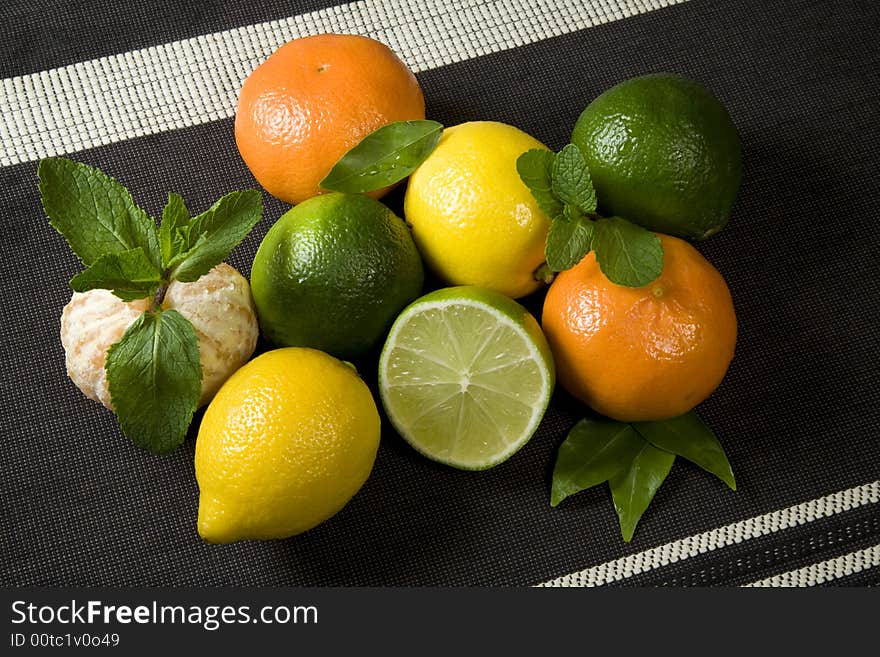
[378, 286, 555, 470]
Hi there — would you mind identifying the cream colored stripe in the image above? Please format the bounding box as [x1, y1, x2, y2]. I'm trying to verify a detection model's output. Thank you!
[0, 0, 688, 167]
[536, 481, 880, 587]
[744, 544, 880, 587]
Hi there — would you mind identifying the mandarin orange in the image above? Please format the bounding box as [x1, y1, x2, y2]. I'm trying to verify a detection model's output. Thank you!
[541, 234, 736, 422]
[235, 34, 425, 204]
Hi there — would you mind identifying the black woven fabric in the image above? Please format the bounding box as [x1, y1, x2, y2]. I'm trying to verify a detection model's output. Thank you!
[1, 0, 879, 586]
[0, 0, 349, 78]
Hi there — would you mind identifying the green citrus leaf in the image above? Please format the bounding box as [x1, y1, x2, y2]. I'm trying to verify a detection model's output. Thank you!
[591, 216, 663, 287]
[516, 149, 564, 218]
[69, 247, 163, 301]
[634, 412, 736, 490]
[609, 438, 675, 542]
[551, 418, 644, 507]
[106, 309, 202, 454]
[38, 157, 161, 270]
[321, 120, 443, 193]
[551, 144, 597, 215]
[545, 210, 594, 272]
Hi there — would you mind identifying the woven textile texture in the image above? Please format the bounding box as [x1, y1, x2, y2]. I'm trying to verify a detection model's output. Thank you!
[1, 0, 878, 586]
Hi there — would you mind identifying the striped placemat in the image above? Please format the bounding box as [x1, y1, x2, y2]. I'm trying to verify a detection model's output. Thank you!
[2, 0, 878, 587]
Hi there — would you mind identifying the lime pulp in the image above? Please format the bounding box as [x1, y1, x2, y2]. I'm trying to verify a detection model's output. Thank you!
[378, 286, 554, 470]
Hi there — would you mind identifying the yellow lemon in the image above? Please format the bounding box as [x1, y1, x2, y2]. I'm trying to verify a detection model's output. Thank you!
[404, 121, 552, 299]
[195, 347, 381, 543]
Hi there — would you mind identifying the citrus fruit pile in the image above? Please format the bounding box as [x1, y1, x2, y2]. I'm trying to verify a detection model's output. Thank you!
[48, 33, 743, 544]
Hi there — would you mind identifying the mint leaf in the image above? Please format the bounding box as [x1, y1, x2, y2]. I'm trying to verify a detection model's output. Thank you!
[609, 438, 675, 542]
[591, 216, 663, 287]
[168, 190, 262, 282]
[160, 194, 209, 273]
[106, 309, 201, 454]
[516, 149, 564, 218]
[551, 418, 645, 507]
[321, 120, 443, 194]
[551, 144, 597, 215]
[69, 248, 163, 301]
[634, 412, 736, 490]
[558, 204, 584, 223]
[545, 211, 594, 272]
[166, 230, 208, 272]
[159, 193, 190, 267]
[38, 157, 161, 270]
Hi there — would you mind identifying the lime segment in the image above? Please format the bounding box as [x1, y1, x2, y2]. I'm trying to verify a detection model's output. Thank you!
[378, 286, 554, 470]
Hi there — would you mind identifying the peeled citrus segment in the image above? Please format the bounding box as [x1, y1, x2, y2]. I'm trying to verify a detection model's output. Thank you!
[378, 286, 554, 470]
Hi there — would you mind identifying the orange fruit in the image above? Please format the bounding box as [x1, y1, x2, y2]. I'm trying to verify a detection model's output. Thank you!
[542, 234, 736, 422]
[235, 34, 425, 204]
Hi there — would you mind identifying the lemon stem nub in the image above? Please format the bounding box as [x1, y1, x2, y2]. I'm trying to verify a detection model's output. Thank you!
[534, 262, 556, 285]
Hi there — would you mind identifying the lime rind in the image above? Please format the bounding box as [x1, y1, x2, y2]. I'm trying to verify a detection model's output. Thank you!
[378, 290, 554, 470]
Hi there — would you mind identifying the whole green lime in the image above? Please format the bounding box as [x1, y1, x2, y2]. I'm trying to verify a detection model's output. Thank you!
[251, 193, 424, 359]
[571, 73, 741, 239]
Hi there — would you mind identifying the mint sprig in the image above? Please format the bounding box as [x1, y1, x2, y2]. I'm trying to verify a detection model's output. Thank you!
[321, 120, 444, 194]
[516, 149, 564, 218]
[551, 144, 597, 215]
[69, 247, 163, 301]
[38, 157, 162, 270]
[106, 310, 202, 454]
[592, 216, 663, 288]
[165, 190, 262, 281]
[39, 157, 263, 454]
[551, 411, 735, 542]
[545, 209, 593, 272]
[159, 192, 191, 266]
[517, 144, 663, 287]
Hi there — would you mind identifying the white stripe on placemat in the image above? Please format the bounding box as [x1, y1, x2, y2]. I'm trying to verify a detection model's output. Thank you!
[536, 480, 880, 587]
[0, 0, 687, 167]
[743, 544, 880, 587]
